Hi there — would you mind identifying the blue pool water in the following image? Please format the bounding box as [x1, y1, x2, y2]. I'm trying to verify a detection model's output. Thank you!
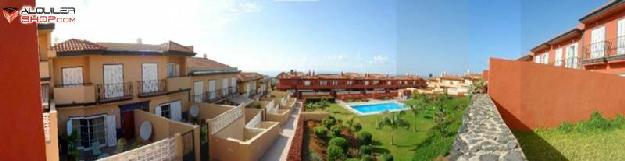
[350, 102, 405, 114]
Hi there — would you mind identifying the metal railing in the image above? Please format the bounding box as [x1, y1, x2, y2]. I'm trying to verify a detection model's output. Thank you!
[137, 79, 167, 97]
[582, 36, 625, 63]
[96, 82, 133, 102]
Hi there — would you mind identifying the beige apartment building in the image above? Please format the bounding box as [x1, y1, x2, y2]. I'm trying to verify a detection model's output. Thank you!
[37, 24, 296, 161]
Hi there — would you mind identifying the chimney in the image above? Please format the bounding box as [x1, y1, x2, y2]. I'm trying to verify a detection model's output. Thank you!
[203, 53, 207, 59]
[136, 38, 142, 44]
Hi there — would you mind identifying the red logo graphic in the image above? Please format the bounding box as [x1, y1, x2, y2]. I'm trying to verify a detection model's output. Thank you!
[2, 7, 19, 23]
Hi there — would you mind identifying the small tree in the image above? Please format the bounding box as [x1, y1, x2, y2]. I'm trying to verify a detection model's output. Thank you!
[327, 145, 346, 161]
[313, 126, 328, 139]
[357, 131, 372, 145]
[377, 111, 409, 145]
[405, 93, 427, 132]
[329, 137, 349, 151]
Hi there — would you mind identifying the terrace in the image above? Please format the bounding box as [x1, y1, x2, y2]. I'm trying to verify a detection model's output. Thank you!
[67, 110, 198, 161]
[192, 101, 282, 161]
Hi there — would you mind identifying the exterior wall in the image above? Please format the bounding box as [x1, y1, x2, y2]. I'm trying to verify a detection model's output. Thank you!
[133, 110, 199, 161]
[210, 117, 245, 160]
[0, 0, 47, 159]
[533, 38, 581, 67]
[211, 122, 280, 161]
[489, 58, 625, 130]
[190, 73, 238, 96]
[300, 111, 330, 121]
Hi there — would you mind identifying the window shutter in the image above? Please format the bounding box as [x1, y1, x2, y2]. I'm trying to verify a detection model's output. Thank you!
[171, 101, 182, 121]
[155, 105, 162, 117]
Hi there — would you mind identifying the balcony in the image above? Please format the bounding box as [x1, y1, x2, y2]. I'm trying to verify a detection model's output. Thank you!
[166, 76, 191, 92]
[95, 82, 133, 103]
[53, 84, 96, 106]
[582, 36, 625, 65]
[137, 79, 167, 97]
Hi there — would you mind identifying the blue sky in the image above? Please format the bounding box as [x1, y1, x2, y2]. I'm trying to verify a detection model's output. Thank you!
[47, 0, 608, 76]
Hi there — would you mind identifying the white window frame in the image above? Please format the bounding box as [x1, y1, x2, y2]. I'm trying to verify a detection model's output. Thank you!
[304, 81, 311, 86]
[555, 48, 563, 66]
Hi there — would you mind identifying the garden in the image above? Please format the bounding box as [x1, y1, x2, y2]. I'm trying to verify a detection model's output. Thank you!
[514, 112, 625, 161]
[302, 94, 470, 161]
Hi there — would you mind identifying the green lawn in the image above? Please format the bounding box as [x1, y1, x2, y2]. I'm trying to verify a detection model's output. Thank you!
[515, 127, 625, 161]
[325, 104, 435, 161]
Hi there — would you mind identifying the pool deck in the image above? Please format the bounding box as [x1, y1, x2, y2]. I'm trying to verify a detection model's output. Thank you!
[337, 99, 408, 116]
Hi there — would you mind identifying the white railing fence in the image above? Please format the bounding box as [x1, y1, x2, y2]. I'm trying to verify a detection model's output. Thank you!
[210, 105, 243, 135]
[97, 137, 176, 161]
[43, 112, 50, 143]
[245, 112, 262, 128]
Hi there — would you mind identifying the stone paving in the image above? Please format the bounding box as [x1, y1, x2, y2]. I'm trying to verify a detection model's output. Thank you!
[449, 94, 527, 161]
[260, 102, 301, 161]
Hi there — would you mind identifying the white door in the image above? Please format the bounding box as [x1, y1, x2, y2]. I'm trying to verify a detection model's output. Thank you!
[222, 78, 229, 96]
[103, 65, 124, 98]
[246, 83, 252, 96]
[106, 115, 117, 147]
[567, 43, 579, 68]
[142, 63, 158, 93]
[193, 81, 203, 103]
[555, 49, 562, 66]
[618, 19, 625, 55]
[62, 67, 83, 86]
[230, 77, 237, 93]
[208, 80, 216, 99]
[170, 101, 182, 121]
[591, 26, 606, 58]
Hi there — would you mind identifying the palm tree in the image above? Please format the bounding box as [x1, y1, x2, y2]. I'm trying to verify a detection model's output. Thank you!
[405, 94, 427, 132]
[377, 111, 409, 145]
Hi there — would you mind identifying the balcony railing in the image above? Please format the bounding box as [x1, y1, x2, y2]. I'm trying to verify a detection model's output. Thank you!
[582, 36, 625, 64]
[137, 79, 167, 97]
[96, 82, 133, 103]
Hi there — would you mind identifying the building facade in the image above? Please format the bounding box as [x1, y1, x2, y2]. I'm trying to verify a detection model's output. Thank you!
[276, 71, 426, 99]
[527, 0, 625, 75]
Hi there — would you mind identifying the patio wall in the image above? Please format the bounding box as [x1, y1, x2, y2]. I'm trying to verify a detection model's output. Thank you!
[211, 122, 280, 161]
[133, 110, 199, 161]
[44, 110, 60, 161]
[488, 58, 625, 130]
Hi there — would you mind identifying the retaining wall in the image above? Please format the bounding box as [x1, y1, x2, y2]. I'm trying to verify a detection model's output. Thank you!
[449, 94, 526, 161]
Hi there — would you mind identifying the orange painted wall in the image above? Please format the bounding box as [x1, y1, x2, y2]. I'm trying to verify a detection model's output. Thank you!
[489, 58, 625, 131]
[0, 0, 47, 160]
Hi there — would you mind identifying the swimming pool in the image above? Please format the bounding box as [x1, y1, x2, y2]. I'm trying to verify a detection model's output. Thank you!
[347, 101, 406, 115]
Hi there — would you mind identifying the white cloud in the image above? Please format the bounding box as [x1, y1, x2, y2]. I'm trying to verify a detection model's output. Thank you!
[369, 55, 389, 65]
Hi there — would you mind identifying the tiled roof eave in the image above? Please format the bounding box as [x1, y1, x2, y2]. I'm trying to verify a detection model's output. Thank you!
[56, 50, 195, 57]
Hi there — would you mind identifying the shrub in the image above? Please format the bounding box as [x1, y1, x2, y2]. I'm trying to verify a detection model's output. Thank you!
[352, 123, 362, 132]
[313, 126, 328, 139]
[357, 131, 372, 145]
[327, 145, 346, 161]
[577, 111, 611, 132]
[322, 117, 337, 128]
[612, 114, 625, 129]
[330, 125, 342, 137]
[558, 122, 574, 133]
[379, 153, 393, 161]
[361, 155, 374, 161]
[359, 144, 373, 156]
[329, 137, 349, 150]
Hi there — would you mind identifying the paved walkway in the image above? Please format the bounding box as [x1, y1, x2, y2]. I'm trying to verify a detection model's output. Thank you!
[260, 103, 301, 161]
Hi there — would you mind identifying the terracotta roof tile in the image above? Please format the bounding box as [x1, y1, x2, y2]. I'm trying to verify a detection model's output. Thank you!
[53, 39, 106, 53]
[187, 57, 231, 68]
[238, 72, 264, 82]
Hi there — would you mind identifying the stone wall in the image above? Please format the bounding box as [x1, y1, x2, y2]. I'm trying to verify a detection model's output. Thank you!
[449, 94, 526, 161]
